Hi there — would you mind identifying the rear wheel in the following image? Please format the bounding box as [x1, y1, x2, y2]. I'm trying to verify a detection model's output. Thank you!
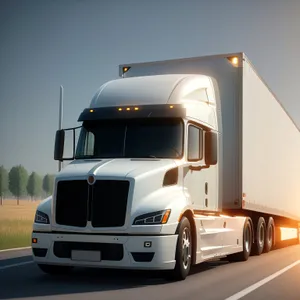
[228, 217, 253, 262]
[37, 264, 73, 275]
[252, 217, 266, 256]
[165, 216, 192, 281]
[264, 217, 275, 253]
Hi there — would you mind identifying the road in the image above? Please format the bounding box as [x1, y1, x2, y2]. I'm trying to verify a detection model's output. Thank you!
[0, 245, 300, 300]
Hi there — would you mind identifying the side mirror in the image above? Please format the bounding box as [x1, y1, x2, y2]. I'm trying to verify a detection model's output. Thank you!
[54, 129, 65, 161]
[54, 126, 81, 161]
[205, 131, 218, 165]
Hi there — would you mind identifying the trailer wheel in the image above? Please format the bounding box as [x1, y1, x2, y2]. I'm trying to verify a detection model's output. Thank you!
[253, 217, 266, 256]
[165, 216, 192, 281]
[264, 217, 275, 253]
[227, 217, 253, 262]
[37, 264, 73, 275]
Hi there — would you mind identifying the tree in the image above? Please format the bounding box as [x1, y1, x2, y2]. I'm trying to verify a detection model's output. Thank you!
[27, 172, 43, 201]
[0, 166, 9, 205]
[43, 174, 55, 196]
[8, 165, 29, 205]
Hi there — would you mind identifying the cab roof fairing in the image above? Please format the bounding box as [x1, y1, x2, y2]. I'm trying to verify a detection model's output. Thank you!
[84, 74, 218, 130]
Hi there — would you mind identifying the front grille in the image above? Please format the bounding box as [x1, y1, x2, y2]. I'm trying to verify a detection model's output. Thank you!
[53, 241, 123, 261]
[55, 179, 129, 228]
[55, 180, 89, 227]
[91, 180, 129, 227]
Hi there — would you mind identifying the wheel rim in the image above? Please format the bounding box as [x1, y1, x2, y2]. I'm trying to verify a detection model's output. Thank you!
[182, 227, 191, 269]
[259, 224, 265, 247]
[245, 224, 251, 253]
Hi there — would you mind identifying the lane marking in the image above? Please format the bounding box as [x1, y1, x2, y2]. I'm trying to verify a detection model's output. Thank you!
[0, 246, 31, 253]
[0, 261, 34, 270]
[225, 260, 300, 300]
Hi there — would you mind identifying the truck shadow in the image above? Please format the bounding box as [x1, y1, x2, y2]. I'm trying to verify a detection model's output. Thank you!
[0, 258, 226, 299]
[3, 244, 297, 299]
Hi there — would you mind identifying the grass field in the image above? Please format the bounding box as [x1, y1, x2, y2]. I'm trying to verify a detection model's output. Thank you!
[0, 199, 42, 250]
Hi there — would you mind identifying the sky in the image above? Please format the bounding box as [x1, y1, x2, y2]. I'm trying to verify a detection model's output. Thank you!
[0, 0, 299, 176]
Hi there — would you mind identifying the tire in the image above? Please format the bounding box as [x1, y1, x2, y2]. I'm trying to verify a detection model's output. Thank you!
[165, 217, 192, 281]
[227, 217, 253, 262]
[37, 264, 73, 275]
[264, 217, 274, 253]
[252, 217, 266, 256]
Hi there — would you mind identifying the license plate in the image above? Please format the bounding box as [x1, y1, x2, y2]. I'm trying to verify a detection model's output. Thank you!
[71, 250, 101, 262]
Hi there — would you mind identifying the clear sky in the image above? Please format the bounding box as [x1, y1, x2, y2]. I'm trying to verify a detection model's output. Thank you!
[0, 0, 299, 176]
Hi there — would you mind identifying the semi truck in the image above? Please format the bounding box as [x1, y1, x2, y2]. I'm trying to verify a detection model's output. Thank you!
[32, 52, 300, 280]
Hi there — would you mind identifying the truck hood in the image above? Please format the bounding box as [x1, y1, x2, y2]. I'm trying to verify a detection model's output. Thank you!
[56, 158, 178, 180]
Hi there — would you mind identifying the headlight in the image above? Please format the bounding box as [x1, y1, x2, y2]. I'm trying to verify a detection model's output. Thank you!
[34, 210, 50, 224]
[133, 209, 171, 225]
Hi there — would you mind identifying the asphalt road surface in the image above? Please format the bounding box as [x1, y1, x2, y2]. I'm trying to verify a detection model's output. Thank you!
[1, 245, 300, 300]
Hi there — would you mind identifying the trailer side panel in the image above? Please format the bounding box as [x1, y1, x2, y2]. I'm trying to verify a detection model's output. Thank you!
[242, 58, 300, 221]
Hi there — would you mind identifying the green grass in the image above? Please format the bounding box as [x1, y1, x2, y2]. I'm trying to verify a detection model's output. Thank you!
[0, 219, 35, 250]
[0, 200, 41, 250]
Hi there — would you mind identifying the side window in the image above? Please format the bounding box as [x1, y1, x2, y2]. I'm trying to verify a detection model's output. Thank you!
[85, 132, 95, 155]
[188, 125, 203, 161]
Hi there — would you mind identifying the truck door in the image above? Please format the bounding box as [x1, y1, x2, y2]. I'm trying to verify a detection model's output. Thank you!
[184, 123, 222, 258]
[184, 123, 207, 210]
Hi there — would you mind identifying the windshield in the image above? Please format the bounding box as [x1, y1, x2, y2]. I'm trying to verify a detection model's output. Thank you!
[75, 118, 184, 159]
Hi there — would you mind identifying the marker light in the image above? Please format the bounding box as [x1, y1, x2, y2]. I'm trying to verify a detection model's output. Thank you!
[90, 109, 94, 113]
[122, 66, 131, 74]
[170, 105, 174, 109]
[232, 57, 238, 65]
[227, 56, 239, 66]
[161, 209, 171, 224]
[117, 106, 139, 111]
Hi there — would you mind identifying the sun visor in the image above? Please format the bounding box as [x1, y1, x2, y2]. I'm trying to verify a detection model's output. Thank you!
[77, 104, 186, 122]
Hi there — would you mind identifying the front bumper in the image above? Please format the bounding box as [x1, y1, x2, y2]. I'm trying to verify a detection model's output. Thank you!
[31, 231, 178, 270]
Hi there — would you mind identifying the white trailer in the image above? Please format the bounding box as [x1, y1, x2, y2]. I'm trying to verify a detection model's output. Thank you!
[32, 52, 300, 280]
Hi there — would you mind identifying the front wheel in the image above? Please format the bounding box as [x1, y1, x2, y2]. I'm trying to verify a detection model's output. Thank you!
[228, 217, 253, 262]
[165, 217, 192, 281]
